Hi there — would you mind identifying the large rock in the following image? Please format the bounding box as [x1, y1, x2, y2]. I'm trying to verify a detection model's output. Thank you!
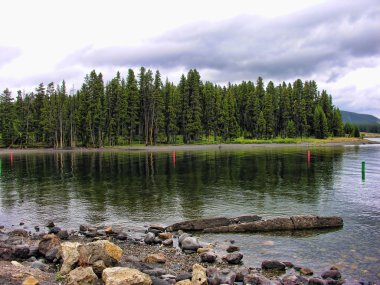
[223, 252, 243, 264]
[144, 253, 166, 264]
[0, 245, 13, 260]
[167, 217, 230, 231]
[22, 276, 39, 285]
[200, 251, 216, 263]
[243, 273, 272, 285]
[219, 268, 236, 284]
[167, 215, 261, 231]
[78, 240, 122, 267]
[102, 267, 152, 285]
[175, 280, 192, 285]
[67, 266, 98, 285]
[180, 237, 201, 251]
[203, 215, 343, 233]
[206, 267, 221, 285]
[144, 232, 156, 245]
[261, 260, 286, 271]
[321, 270, 342, 280]
[192, 264, 207, 285]
[59, 242, 81, 275]
[38, 234, 61, 256]
[13, 244, 30, 259]
[308, 278, 327, 285]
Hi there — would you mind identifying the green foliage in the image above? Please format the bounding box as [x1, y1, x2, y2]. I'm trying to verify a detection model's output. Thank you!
[286, 120, 297, 138]
[1, 69, 346, 148]
[314, 105, 329, 139]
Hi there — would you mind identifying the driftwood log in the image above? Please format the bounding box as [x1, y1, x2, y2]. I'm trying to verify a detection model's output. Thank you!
[166, 215, 343, 233]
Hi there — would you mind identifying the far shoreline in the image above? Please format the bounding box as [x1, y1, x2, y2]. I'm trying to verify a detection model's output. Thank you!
[0, 138, 378, 155]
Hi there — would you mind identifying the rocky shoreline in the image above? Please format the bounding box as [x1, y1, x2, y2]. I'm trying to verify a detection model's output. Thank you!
[0, 218, 372, 285]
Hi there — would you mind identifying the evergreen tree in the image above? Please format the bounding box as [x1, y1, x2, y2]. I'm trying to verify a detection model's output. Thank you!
[0, 88, 16, 146]
[125, 69, 139, 144]
[313, 105, 328, 139]
[286, 120, 297, 138]
[257, 111, 266, 139]
[332, 107, 344, 137]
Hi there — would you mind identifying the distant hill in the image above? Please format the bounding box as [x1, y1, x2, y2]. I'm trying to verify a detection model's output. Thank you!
[341, 110, 380, 125]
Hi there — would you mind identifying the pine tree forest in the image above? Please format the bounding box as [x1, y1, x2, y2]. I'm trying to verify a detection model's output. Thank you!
[0, 68, 357, 148]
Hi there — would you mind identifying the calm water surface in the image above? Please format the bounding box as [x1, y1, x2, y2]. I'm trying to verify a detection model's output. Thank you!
[0, 144, 379, 282]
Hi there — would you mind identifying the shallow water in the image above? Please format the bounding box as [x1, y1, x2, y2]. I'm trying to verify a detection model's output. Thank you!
[0, 144, 379, 282]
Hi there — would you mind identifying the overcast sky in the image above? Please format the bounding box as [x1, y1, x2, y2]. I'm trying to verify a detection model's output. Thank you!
[1, 0, 379, 117]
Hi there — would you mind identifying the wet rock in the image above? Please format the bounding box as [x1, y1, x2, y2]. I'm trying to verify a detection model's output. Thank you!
[9, 229, 29, 237]
[92, 260, 107, 277]
[154, 237, 163, 244]
[283, 261, 294, 268]
[226, 244, 240, 252]
[48, 226, 61, 234]
[175, 272, 192, 281]
[78, 240, 122, 267]
[158, 232, 173, 240]
[234, 267, 250, 282]
[200, 251, 216, 263]
[167, 217, 231, 231]
[34, 226, 40, 232]
[192, 264, 207, 285]
[22, 276, 39, 285]
[178, 233, 191, 246]
[180, 236, 201, 251]
[149, 225, 166, 232]
[59, 242, 81, 275]
[143, 268, 167, 277]
[300, 267, 313, 276]
[28, 246, 39, 257]
[38, 234, 61, 256]
[244, 273, 272, 285]
[223, 252, 243, 264]
[102, 267, 152, 285]
[206, 267, 221, 285]
[45, 247, 59, 262]
[0, 245, 13, 260]
[67, 266, 98, 285]
[219, 268, 236, 284]
[31, 260, 48, 271]
[308, 277, 327, 285]
[144, 253, 167, 264]
[79, 224, 90, 232]
[151, 277, 171, 285]
[45, 221, 55, 228]
[144, 232, 156, 245]
[116, 232, 128, 241]
[321, 270, 342, 280]
[162, 238, 173, 246]
[261, 260, 286, 271]
[13, 244, 30, 259]
[57, 230, 69, 240]
[281, 274, 309, 285]
[316, 216, 343, 228]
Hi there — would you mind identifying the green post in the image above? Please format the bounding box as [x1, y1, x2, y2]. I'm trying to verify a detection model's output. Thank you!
[362, 161, 365, 181]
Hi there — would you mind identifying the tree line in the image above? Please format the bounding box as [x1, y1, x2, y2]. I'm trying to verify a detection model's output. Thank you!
[0, 68, 359, 148]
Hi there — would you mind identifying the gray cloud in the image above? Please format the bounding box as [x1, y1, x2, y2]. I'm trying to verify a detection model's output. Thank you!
[0, 46, 21, 68]
[63, 0, 380, 83]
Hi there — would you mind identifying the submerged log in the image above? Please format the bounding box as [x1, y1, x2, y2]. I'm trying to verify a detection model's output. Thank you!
[203, 215, 343, 233]
[166, 215, 262, 232]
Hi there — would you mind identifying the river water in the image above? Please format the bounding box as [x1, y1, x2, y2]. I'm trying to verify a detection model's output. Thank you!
[0, 143, 379, 282]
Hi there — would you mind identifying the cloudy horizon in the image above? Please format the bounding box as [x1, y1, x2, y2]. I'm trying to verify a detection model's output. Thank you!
[1, 0, 379, 117]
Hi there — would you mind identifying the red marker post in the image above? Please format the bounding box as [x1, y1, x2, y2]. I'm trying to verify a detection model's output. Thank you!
[10, 152, 13, 167]
[307, 150, 311, 167]
[172, 151, 176, 167]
